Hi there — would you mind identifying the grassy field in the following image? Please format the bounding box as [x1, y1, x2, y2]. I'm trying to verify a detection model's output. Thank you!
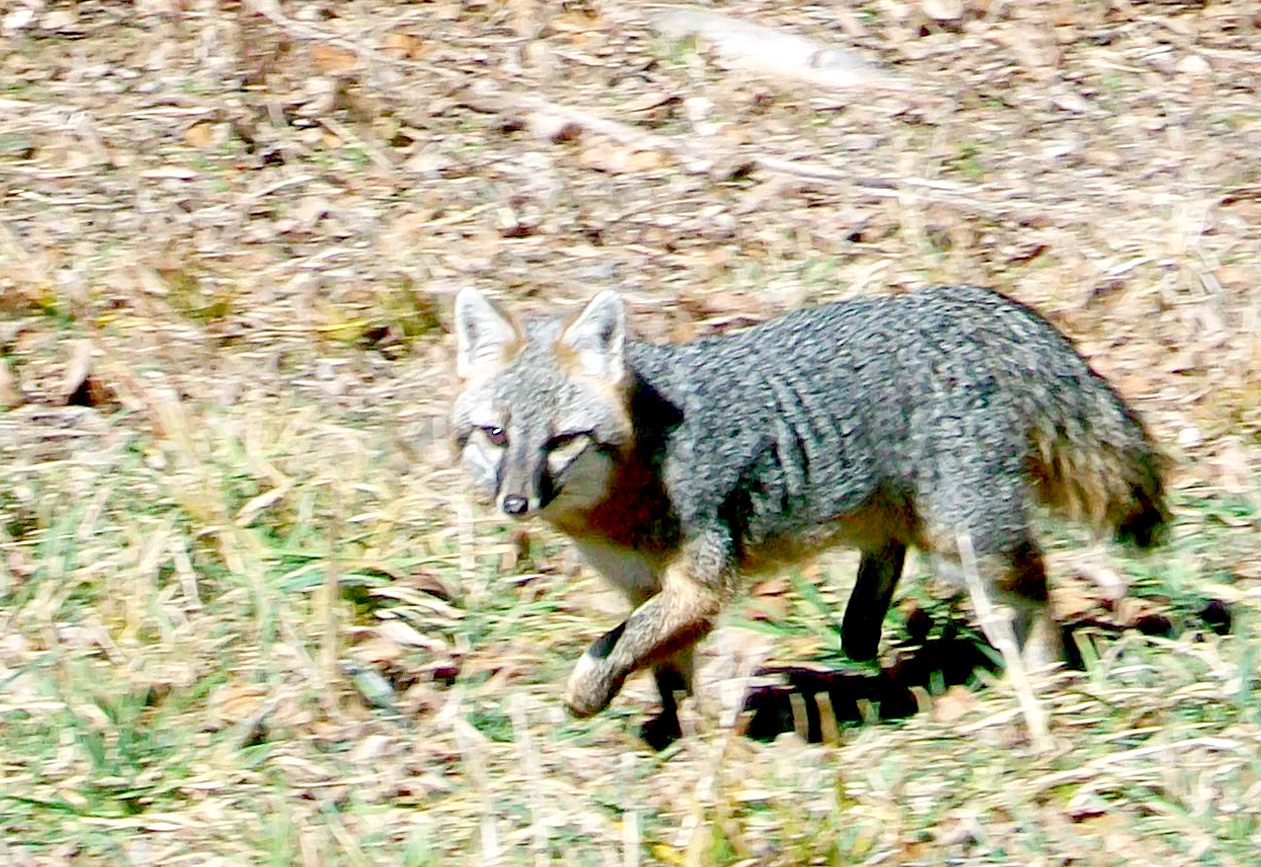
[2, 1, 1260, 864]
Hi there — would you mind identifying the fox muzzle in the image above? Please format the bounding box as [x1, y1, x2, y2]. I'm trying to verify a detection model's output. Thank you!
[496, 445, 556, 518]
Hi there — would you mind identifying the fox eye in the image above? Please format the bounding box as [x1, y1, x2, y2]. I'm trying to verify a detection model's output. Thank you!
[481, 425, 507, 446]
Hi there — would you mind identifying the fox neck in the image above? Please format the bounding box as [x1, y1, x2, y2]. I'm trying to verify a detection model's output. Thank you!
[548, 443, 679, 557]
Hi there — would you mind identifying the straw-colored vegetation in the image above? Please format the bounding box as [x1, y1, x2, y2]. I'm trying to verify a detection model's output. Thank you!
[2, 1, 1259, 864]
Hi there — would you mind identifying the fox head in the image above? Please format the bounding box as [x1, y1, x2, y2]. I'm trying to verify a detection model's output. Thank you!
[451, 289, 633, 521]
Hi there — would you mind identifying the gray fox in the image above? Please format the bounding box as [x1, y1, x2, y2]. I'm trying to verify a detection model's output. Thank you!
[451, 285, 1167, 743]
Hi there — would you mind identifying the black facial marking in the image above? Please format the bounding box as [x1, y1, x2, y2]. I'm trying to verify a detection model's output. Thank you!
[537, 467, 557, 510]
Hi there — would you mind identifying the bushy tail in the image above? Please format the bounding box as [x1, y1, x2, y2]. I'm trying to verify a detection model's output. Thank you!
[1027, 371, 1169, 549]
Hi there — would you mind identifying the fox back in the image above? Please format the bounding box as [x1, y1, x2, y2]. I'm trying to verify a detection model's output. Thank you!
[454, 286, 1162, 560]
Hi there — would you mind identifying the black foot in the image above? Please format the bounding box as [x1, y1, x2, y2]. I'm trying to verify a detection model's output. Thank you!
[640, 710, 682, 750]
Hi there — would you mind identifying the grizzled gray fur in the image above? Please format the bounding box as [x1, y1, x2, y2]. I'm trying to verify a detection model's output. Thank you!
[452, 284, 1167, 747]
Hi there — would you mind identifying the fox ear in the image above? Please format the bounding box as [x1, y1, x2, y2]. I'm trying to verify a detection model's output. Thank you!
[558, 290, 626, 383]
[454, 288, 521, 379]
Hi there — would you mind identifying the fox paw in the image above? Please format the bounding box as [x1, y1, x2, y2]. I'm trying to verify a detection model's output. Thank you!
[640, 710, 682, 750]
[563, 651, 615, 717]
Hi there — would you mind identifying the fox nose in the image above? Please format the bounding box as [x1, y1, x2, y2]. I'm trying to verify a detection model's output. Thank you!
[502, 494, 529, 516]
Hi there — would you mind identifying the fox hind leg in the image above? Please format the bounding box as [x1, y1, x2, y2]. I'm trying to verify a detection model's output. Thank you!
[841, 540, 907, 662]
[917, 457, 1063, 671]
[928, 532, 1061, 671]
[985, 536, 1061, 672]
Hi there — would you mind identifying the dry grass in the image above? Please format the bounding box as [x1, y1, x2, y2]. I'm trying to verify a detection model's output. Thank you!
[2, 1, 1260, 864]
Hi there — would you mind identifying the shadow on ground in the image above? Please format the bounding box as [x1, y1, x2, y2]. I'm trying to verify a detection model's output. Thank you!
[736, 602, 1233, 745]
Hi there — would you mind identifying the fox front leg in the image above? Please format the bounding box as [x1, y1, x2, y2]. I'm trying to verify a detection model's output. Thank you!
[564, 620, 630, 718]
[564, 531, 734, 718]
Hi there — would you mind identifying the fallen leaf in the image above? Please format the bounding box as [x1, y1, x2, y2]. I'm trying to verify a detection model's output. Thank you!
[2, 7, 35, 32]
[41, 8, 78, 31]
[623, 149, 669, 172]
[383, 31, 426, 59]
[1176, 54, 1211, 77]
[184, 120, 216, 149]
[347, 734, 392, 763]
[352, 636, 404, 665]
[621, 91, 680, 114]
[1066, 791, 1110, 821]
[526, 111, 582, 144]
[208, 681, 267, 728]
[933, 684, 976, 722]
[311, 44, 359, 74]
[376, 617, 447, 651]
[922, 0, 964, 22]
[578, 139, 625, 172]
